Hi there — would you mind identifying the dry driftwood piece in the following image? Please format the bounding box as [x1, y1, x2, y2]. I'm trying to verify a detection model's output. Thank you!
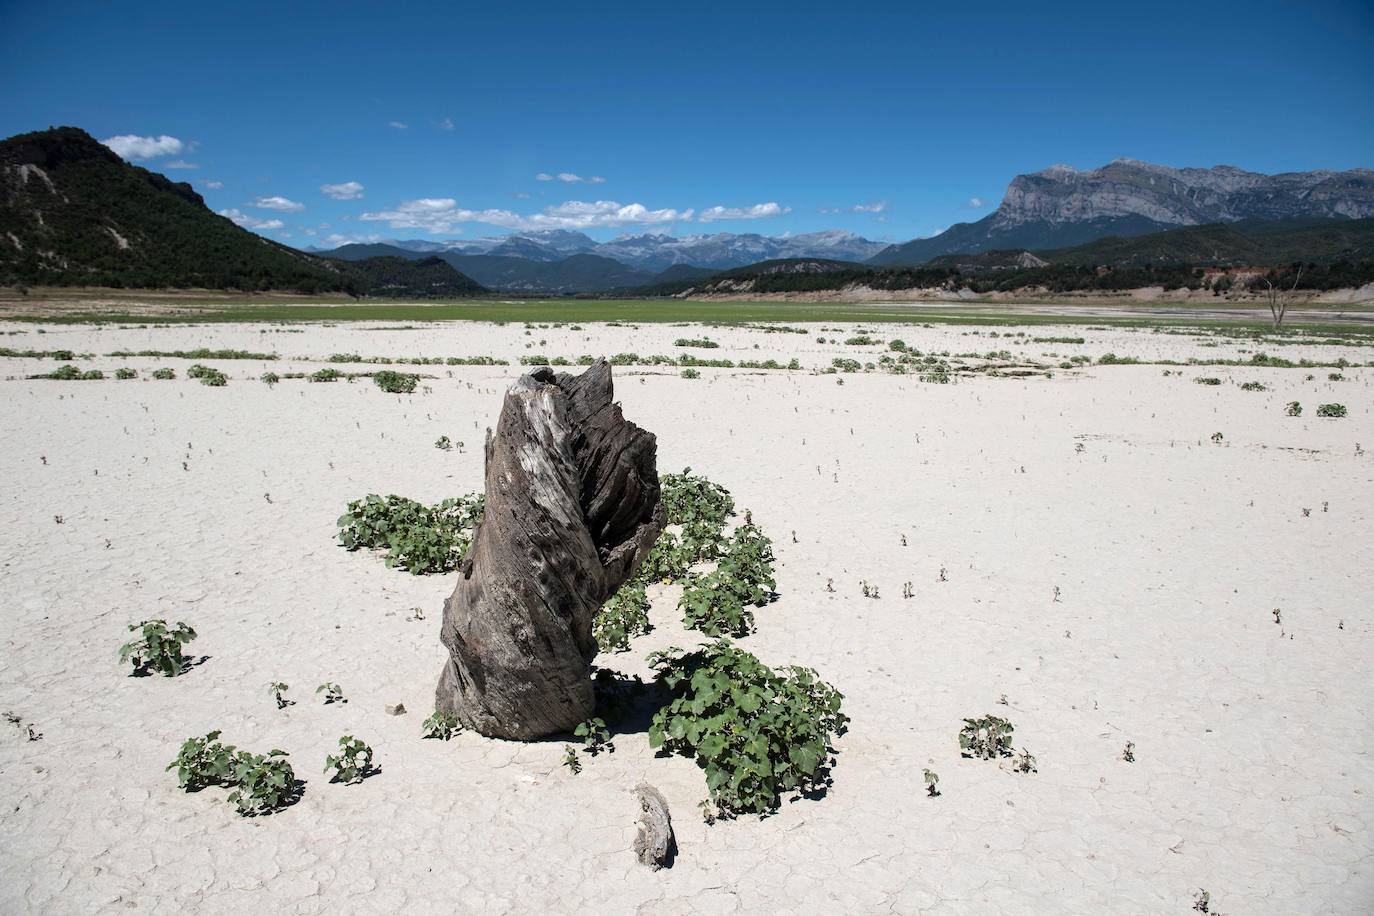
[633, 784, 674, 869]
[435, 360, 664, 739]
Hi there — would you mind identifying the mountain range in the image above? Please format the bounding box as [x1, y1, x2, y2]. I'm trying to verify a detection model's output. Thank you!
[870, 159, 1374, 265]
[3, 125, 1371, 297]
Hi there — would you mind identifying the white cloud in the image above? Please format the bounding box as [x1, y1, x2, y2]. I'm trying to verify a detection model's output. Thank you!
[162, 160, 199, 170]
[556, 172, 606, 184]
[513, 191, 531, 199]
[436, 117, 455, 131]
[389, 121, 408, 129]
[202, 180, 223, 190]
[321, 181, 365, 200]
[359, 197, 691, 233]
[853, 201, 888, 213]
[219, 208, 285, 231]
[535, 173, 554, 181]
[251, 195, 305, 212]
[698, 202, 790, 223]
[101, 134, 184, 160]
[968, 197, 985, 208]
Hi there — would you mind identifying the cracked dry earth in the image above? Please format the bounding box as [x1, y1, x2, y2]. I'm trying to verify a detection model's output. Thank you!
[1, 318, 1371, 914]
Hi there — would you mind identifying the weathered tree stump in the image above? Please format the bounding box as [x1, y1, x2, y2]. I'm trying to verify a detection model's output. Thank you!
[633, 784, 675, 869]
[435, 360, 664, 739]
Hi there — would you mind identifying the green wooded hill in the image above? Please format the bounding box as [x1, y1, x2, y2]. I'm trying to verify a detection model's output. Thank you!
[0, 126, 483, 296]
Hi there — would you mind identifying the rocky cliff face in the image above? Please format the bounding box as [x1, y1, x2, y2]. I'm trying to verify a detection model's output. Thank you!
[994, 159, 1374, 229]
[872, 159, 1374, 265]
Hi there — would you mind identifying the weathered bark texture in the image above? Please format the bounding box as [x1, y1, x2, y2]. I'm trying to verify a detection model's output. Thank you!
[633, 784, 675, 869]
[435, 360, 664, 739]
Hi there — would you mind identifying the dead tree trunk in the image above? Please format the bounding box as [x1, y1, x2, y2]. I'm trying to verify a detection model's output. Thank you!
[435, 360, 664, 739]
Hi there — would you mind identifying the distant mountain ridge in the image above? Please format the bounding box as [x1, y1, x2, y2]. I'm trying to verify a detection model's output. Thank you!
[366, 228, 889, 272]
[871, 159, 1374, 265]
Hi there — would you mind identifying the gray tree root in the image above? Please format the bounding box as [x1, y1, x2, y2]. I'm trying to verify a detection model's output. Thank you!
[435, 360, 664, 739]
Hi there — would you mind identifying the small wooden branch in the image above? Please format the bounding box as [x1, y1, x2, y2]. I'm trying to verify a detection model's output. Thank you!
[633, 784, 675, 869]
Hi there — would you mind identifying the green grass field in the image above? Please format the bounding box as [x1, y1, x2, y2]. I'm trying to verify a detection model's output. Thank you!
[6, 293, 1374, 338]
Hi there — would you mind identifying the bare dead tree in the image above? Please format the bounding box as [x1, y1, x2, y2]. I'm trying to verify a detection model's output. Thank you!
[435, 360, 664, 739]
[1262, 263, 1304, 329]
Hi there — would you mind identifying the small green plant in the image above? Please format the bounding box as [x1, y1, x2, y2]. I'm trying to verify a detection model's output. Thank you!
[1328, 372, 1345, 381]
[1194, 377, 1222, 386]
[435, 435, 452, 451]
[1211, 432, 1224, 443]
[574, 717, 613, 755]
[1123, 741, 1135, 763]
[324, 736, 375, 784]
[167, 731, 239, 790]
[593, 580, 651, 652]
[680, 367, 700, 379]
[923, 768, 940, 797]
[316, 682, 346, 704]
[421, 710, 463, 740]
[959, 714, 1014, 760]
[1285, 401, 1303, 416]
[562, 745, 582, 774]
[674, 337, 719, 349]
[1316, 403, 1347, 418]
[268, 681, 291, 709]
[115, 367, 137, 380]
[38, 364, 104, 380]
[648, 640, 848, 818]
[227, 750, 296, 815]
[152, 367, 175, 380]
[1238, 381, 1266, 391]
[119, 619, 197, 676]
[1011, 748, 1037, 773]
[373, 370, 418, 394]
[260, 371, 280, 385]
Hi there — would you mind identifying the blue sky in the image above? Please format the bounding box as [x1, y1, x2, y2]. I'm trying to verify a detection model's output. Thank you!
[2, 0, 1371, 247]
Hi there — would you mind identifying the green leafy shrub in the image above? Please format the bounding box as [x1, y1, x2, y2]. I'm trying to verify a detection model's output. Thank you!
[260, 371, 280, 385]
[188, 364, 227, 386]
[227, 750, 296, 815]
[889, 339, 907, 352]
[119, 619, 197, 676]
[373, 370, 418, 394]
[1316, 403, 1348, 418]
[37, 364, 103, 380]
[675, 337, 719, 349]
[679, 524, 775, 637]
[959, 714, 1014, 759]
[844, 335, 877, 346]
[336, 492, 484, 574]
[1239, 381, 1267, 391]
[1285, 401, 1303, 416]
[167, 731, 239, 790]
[648, 640, 848, 818]
[832, 357, 861, 372]
[680, 367, 700, 379]
[421, 710, 462, 740]
[562, 745, 582, 774]
[1194, 377, 1222, 386]
[593, 580, 651, 652]
[434, 435, 452, 451]
[115, 367, 137, 380]
[310, 368, 344, 383]
[324, 736, 375, 784]
[1328, 372, 1345, 381]
[152, 367, 175, 380]
[923, 768, 940, 797]
[268, 681, 290, 709]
